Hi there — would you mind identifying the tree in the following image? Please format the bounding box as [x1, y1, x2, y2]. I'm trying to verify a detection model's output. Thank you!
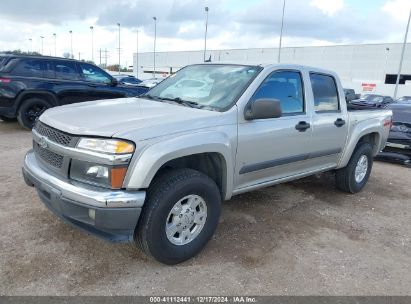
[2, 49, 42, 56]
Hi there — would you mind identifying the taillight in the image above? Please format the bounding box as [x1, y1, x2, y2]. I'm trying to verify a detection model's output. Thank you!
[383, 118, 392, 129]
[0, 78, 11, 83]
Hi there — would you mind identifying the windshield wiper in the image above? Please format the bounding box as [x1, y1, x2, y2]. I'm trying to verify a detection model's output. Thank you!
[156, 97, 201, 108]
[140, 94, 159, 101]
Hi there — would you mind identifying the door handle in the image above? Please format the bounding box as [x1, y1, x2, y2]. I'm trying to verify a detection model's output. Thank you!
[295, 121, 311, 132]
[334, 118, 346, 127]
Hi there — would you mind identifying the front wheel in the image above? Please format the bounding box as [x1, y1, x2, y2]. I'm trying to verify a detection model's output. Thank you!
[135, 168, 221, 265]
[336, 143, 373, 193]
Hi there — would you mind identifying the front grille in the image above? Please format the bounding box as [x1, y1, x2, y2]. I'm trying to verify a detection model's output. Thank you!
[34, 142, 64, 168]
[34, 121, 73, 146]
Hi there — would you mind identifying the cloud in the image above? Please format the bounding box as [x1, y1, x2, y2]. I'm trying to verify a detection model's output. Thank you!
[310, 0, 344, 16]
[0, 0, 409, 67]
[382, 0, 411, 21]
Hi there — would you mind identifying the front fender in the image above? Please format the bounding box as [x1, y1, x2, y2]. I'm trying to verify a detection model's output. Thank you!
[124, 130, 235, 199]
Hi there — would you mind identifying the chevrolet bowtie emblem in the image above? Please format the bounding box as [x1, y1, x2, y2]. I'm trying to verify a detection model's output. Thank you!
[38, 136, 48, 149]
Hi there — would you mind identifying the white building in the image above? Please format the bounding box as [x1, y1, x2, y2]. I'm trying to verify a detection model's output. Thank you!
[133, 43, 411, 97]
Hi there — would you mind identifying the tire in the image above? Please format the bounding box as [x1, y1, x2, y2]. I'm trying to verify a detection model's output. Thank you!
[17, 97, 52, 129]
[0, 115, 16, 122]
[336, 143, 373, 193]
[135, 168, 221, 265]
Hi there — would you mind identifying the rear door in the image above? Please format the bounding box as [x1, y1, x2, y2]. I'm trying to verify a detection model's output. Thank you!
[308, 72, 348, 167]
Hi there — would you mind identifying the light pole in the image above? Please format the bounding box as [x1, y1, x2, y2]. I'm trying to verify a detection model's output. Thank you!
[383, 47, 390, 82]
[28, 38, 33, 53]
[90, 26, 94, 62]
[278, 0, 286, 63]
[136, 29, 139, 78]
[53, 33, 56, 57]
[153, 17, 157, 78]
[203, 7, 209, 62]
[69, 30, 73, 59]
[117, 23, 121, 74]
[40, 36, 44, 55]
[394, 8, 411, 99]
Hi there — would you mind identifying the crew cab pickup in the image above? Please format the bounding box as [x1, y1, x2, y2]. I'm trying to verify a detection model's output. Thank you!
[22, 63, 392, 264]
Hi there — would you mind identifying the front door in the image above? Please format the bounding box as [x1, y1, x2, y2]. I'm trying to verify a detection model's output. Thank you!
[78, 63, 123, 100]
[235, 70, 313, 191]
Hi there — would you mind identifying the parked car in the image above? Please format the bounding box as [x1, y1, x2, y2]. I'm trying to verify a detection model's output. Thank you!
[112, 74, 142, 86]
[344, 88, 356, 102]
[349, 94, 394, 109]
[396, 96, 411, 103]
[138, 78, 163, 88]
[0, 55, 149, 128]
[377, 100, 411, 166]
[22, 63, 392, 264]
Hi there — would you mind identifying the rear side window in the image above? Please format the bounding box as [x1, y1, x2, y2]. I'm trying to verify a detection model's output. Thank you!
[251, 70, 305, 115]
[54, 61, 80, 80]
[310, 73, 340, 112]
[12, 59, 44, 77]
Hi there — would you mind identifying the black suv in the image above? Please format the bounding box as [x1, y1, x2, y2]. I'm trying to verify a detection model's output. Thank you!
[0, 55, 149, 128]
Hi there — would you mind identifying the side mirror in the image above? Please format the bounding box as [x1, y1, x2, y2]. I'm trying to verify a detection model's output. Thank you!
[244, 98, 282, 120]
[111, 78, 118, 86]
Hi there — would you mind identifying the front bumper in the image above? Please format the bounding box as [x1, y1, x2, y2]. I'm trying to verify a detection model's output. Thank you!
[22, 150, 146, 242]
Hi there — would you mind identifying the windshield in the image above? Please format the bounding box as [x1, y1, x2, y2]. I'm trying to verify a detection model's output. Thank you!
[363, 95, 383, 102]
[143, 64, 262, 111]
[397, 97, 411, 103]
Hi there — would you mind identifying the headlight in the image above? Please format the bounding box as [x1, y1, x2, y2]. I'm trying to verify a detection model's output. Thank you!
[70, 160, 128, 189]
[77, 138, 134, 154]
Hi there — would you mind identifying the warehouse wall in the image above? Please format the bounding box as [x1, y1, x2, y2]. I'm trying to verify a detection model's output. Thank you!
[133, 43, 411, 97]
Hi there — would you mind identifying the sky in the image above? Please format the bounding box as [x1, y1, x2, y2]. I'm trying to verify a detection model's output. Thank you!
[0, 0, 410, 67]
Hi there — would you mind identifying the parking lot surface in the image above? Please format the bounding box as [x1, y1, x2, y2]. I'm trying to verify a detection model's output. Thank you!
[0, 120, 410, 296]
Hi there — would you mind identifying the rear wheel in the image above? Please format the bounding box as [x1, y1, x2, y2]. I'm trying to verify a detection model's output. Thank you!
[135, 168, 221, 265]
[0, 115, 16, 122]
[17, 97, 52, 129]
[336, 143, 373, 193]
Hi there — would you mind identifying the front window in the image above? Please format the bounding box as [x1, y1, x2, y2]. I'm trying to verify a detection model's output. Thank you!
[250, 70, 305, 115]
[79, 63, 112, 84]
[143, 64, 262, 111]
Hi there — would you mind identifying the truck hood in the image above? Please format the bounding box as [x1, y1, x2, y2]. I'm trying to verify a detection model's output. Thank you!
[40, 97, 232, 141]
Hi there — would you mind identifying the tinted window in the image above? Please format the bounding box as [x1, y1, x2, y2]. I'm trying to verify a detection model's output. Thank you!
[54, 61, 80, 80]
[79, 63, 111, 84]
[310, 73, 339, 112]
[12, 59, 44, 77]
[251, 70, 305, 114]
[43, 61, 55, 79]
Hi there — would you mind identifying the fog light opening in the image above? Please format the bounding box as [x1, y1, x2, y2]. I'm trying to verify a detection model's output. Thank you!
[88, 209, 96, 220]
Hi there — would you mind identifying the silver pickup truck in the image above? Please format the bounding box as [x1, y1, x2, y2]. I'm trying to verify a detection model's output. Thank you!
[22, 63, 392, 264]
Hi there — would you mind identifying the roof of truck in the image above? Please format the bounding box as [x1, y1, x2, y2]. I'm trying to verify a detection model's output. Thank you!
[200, 61, 337, 75]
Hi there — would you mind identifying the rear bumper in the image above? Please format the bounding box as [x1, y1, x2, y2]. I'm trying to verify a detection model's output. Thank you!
[22, 150, 146, 242]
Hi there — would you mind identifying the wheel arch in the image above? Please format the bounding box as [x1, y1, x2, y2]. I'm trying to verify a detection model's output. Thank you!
[14, 90, 59, 115]
[339, 129, 381, 168]
[124, 132, 235, 200]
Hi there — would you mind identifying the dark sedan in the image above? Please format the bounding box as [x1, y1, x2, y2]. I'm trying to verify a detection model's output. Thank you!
[377, 100, 411, 166]
[349, 94, 394, 109]
[112, 74, 142, 86]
